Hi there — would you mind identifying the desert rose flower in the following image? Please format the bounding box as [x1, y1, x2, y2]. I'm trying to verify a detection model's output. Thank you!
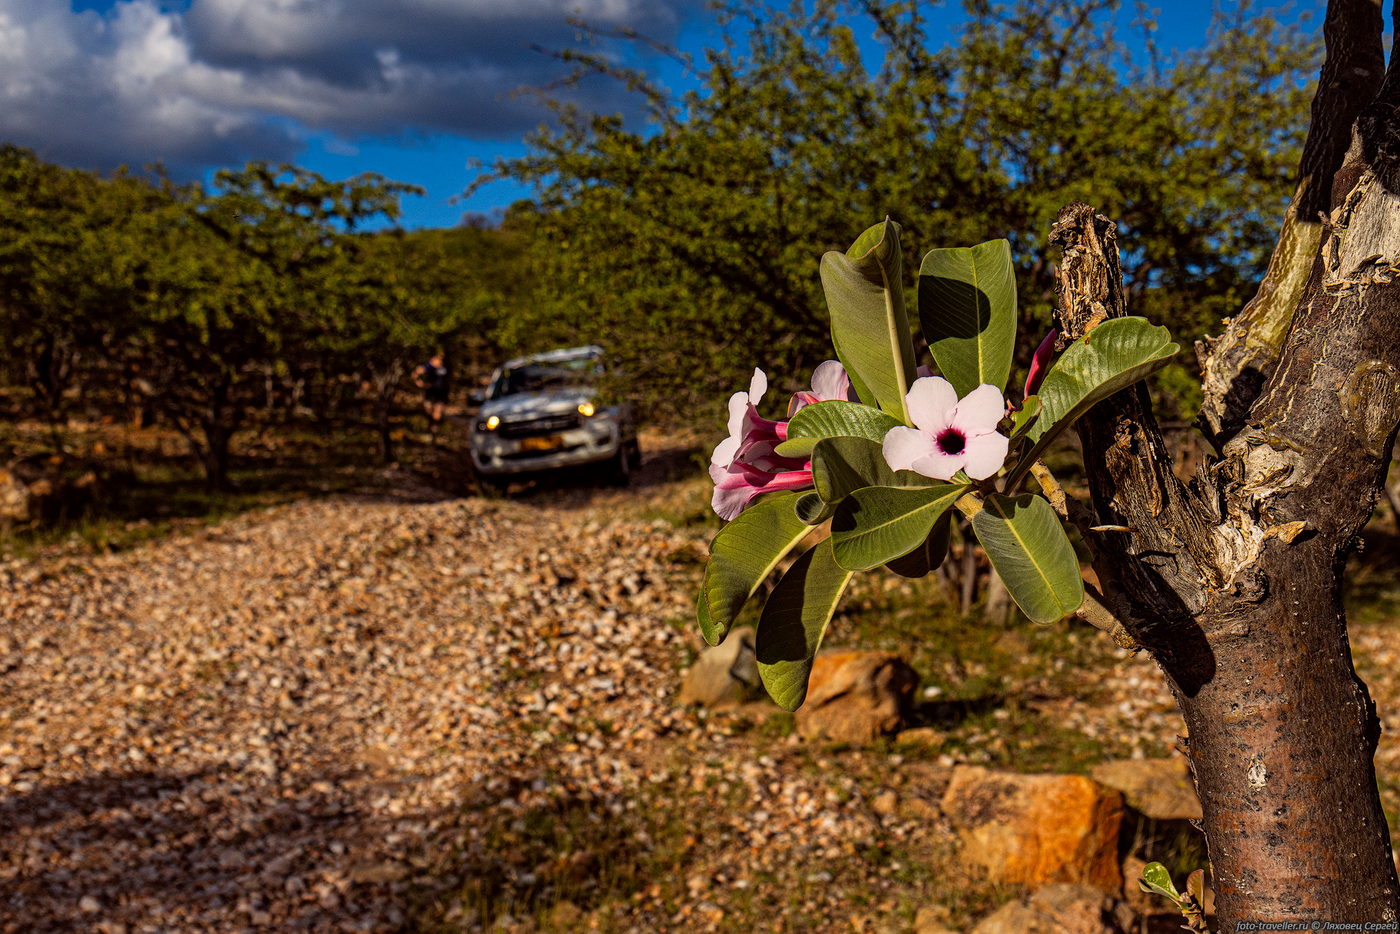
[1024, 329, 1058, 397]
[710, 366, 821, 519]
[710, 456, 814, 520]
[788, 360, 859, 415]
[882, 377, 1010, 481]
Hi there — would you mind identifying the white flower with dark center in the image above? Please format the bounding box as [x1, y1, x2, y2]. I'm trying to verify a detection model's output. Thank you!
[882, 377, 1009, 481]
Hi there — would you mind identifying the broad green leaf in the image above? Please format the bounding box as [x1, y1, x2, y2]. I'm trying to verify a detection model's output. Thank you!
[794, 491, 834, 525]
[1011, 317, 1178, 480]
[885, 510, 954, 578]
[775, 399, 901, 458]
[811, 436, 934, 504]
[1138, 862, 1182, 901]
[755, 540, 854, 711]
[971, 493, 1084, 623]
[820, 218, 919, 421]
[918, 239, 1017, 397]
[830, 483, 968, 572]
[1011, 395, 1042, 440]
[699, 492, 810, 644]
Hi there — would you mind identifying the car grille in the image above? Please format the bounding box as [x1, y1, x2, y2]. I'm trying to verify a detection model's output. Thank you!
[497, 413, 581, 438]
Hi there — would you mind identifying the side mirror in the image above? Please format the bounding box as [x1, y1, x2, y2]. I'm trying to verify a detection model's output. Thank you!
[469, 390, 486, 406]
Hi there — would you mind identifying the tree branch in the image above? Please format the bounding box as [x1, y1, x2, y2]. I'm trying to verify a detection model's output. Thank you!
[1197, 0, 1386, 443]
[1049, 203, 1219, 652]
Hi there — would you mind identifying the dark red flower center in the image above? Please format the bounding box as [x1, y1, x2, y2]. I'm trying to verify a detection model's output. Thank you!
[936, 428, 966, 456]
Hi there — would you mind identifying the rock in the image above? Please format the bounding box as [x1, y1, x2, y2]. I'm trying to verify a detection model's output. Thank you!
[941, 766, 1124, 890]
[794, 651, 918, 743]
[913, 905, 959, 933]
[0, 470, 28, 522]
[971, 884, 1135, 934]
[1090, 757, 1202, 821]
[895, 726, 946, 750]
[871, 790, 898, 815]
[678, 626, 762, 708]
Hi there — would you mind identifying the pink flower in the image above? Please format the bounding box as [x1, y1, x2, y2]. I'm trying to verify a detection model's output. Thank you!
[1024, 329, 1058, 397]
[788, 360, 859, 415]
[710, 367, 813, 519]
[882, 377, 1010, 481]
[710, 368, 787, 470]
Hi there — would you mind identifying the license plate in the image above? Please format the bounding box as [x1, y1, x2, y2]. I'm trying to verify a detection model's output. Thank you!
[520, 435, 563, 452]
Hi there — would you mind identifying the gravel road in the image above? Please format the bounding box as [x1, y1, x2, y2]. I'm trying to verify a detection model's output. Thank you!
[3, 478, 1396, 933]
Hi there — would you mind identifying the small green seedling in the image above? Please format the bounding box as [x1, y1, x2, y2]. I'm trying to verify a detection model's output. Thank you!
[1139, 861, 1210, 933]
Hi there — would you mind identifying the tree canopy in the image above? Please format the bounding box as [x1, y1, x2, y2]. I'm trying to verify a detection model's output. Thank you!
[487, 0, 1316, 421]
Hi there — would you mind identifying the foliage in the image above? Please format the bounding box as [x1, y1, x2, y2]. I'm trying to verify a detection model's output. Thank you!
[489, 0, 1313, 421]
[0, 147, 516, 483]
[699, 223, 1176, 708]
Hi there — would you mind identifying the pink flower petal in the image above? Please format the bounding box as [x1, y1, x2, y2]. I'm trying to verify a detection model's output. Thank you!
[882, 426, 939, 472]
[961, 430, 1010, 480]
[810, 360, 850, 402]
[748, 368, 768, 405]
[910, 450, 965, 481]
[905, 377, 958, 432]
[788, 391, 819, 416]
[712, 481, 761, 520]
[916, 365, 935, 379]
[1024, 329, 1058, 398]
[711, 434, 740, 467]
[950, 384, 1005, 436]
[725, 390, 749, 438]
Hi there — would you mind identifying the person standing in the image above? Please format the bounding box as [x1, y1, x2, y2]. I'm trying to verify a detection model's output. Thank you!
[413, 351, 450, 443]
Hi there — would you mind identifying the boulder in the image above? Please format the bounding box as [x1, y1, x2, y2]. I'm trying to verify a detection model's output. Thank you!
[912, 906, 960, 934]
[678, 627, 762, 708]
[941, 766, 1124, 890]
[971, 884, 1135, 934]
[1090, 757, 1202, 821]
[0, 470, 28, 523]
[793, 650, 918, 743]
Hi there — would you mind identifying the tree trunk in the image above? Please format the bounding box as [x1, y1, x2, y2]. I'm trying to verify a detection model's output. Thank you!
[1041, 3, 1400, 919]
[1052, 193, 1400, 924]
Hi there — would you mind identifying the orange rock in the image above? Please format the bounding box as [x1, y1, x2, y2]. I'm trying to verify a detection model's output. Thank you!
[941, 765, 1125, 891]
[794, 650, 918, 743]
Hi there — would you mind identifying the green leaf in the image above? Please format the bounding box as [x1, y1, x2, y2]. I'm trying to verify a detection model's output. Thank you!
[794, 491, 834, 525]
[885, 511, 954, 578]
[971, 493, 1084, 623]
[774, 400, 902, 458]
[918, 239, 1017, 397]
[830, 484, 969, 572]
[787, 400, 904, 444]
[820, 218, 919, 421]
[1012, 317, 1178, 479]
[699, 492, 811, 644]
[1011, 395, 1042, 440]
[755, 540, 854, 711]
[811, 436, 934, 504]
[1137, 862, 1182, 902]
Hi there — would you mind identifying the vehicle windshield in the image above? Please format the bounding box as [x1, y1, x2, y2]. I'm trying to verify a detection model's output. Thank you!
[490, 354, 600, 399]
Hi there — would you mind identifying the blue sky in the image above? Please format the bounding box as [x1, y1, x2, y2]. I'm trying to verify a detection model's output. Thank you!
[2, 1, 1325, 229]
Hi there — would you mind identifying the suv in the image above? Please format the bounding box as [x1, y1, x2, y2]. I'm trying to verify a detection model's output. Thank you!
[469, 346, 640, 486]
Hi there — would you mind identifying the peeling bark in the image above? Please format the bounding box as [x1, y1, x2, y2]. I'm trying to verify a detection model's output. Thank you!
[1052, 196, 1400, 925]
[1198, 0, 1386, 443]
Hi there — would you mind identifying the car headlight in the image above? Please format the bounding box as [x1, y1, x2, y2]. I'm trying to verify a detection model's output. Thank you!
[577, 402, 595, 417]
[478, 415, 500, 431]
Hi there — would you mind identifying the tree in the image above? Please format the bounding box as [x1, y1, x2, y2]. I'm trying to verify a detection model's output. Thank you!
[488, 0, 1315, 421]
[119, 163, 419, 487]
[0, 147, 163, 436]
[696, 0, 1400, 924]
[320, 225, 518, 463]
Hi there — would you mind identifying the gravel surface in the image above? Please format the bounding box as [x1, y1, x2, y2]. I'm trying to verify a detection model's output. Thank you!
[2, 478, 1395, 933]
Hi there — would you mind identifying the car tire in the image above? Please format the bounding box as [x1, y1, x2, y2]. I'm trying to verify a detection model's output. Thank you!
[608, 442, 639, 487]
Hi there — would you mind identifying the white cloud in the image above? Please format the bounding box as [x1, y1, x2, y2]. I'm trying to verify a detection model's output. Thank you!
[0, 0, 701, 174]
